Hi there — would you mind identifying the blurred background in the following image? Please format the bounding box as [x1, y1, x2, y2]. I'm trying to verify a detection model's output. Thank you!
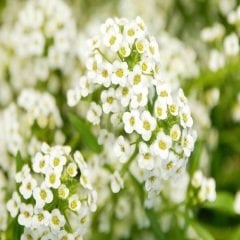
[0, 0, 240, 239]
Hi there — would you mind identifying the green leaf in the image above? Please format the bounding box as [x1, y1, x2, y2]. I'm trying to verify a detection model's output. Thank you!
[16, 151, 24, 172]
[188, 140, 203, 176]
[203, 191, 236, 215]
[231, 226, 240, 240]
[190, 220, 215, 240]
[145, 209, 166, 240]
[67, 112, 102, 153]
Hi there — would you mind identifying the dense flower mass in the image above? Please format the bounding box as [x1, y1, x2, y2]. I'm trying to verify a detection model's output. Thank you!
[0, 89, 63, 175]
[1, 0, 77, 93]
[12, 0, 76, 65]
[7, 143, 97, 239]
[1, 0, 239, 239]
[68, 17, 196, 198]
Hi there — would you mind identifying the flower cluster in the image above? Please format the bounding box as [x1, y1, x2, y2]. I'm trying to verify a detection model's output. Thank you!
[157, 32, 199, 88]
[201, 5, 240, 72]
[68, 17, 196, 198]
[7, 143, 97, 239]
[190, 170, 216, 203]
[0, 104, 25, 158]
[0, 88, 63, 173]
[12, 0, 76, 64]
[6, 0, 76, 90]
[18, 88, 62, 129]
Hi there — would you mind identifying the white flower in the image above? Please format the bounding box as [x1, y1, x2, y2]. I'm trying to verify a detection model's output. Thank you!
[20, 228, 40, 240]
[154, 99, 167, 120]
[116, 84, 132, 107]
[110, 171, 124, 193]
[45, 169, 61, 189]
[112, 61, 129, 86]
[58, 230, 75, 240]
[148, 37, 160, 60]
[208, 49, 225, 72]
[86, 102, 102, 125]
[181, 131, 195, 157]
[58, 184, 70, 200]
[49, 209, 66, 231]
[7, 192, 21, 217]
[118, 41, 131, 57]
[138, 111, 156, 141]
[48, 46, 65, 68]
[156, 82, 172, 103]
[54, 30, 71, 53]
[180, 106, 193, 128]
[74, 151, 87, 171]
[200, 23, 225, 42]
[138, 142, 155, 170]
[198, 178, 216, 202]
[75, 206, 91, 235]
[69, 194, 81, 212]
[19, 176, 37, 200]
[97, 62, 112, 87]
[66, 162, 78, 177]
[123, 21, 139, 44]
[32, 209, 50, 227]
[115, 197, 131, 220]
[130, 87, 148, 109]
[170, 124, 181, 141]
[135, 38, 148, 54]
[128, 65, 146, 90]
[177, 89, 188, 107]
[191, 170, 203, 188]
[87, 190, 98, 212]
[234, 191, 240, 214]
[28, 31, 45, 56]
[67, 89, 81, 107]
[114, 136, 132, 163]
[136, 16, 147, 35]
[168, 100, 179, 116]
[33, 184, 53, 208]
[139, 57, 154, 73]
[86, 53, 102, 74]
[144, 169, 162, 192]
[122, 110, 140, 134]
[49, 153, 67, 172]
[103, 28, 122, 52]
[224, 33, 239, 56]
[101, 88, 119, 114]
[18, 203, 34, 228]
[151, 132, 172, 159]
[80, 169, 93, 190]
[161, 152, 178, 180]
[78, 76, 94, 98]
[15, 165, 31, 183]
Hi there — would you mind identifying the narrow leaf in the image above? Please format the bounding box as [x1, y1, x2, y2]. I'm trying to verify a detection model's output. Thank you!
[203, 191, 236, 215]
[190, 220, 215, 240]
[68, 112, 102, 153]
[16, 151, 24, 172]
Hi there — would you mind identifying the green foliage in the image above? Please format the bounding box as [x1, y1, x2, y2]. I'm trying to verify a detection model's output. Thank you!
[190, 220, 215, 240]
[204, 192, 235, 216]
[67, 112, 103, 153]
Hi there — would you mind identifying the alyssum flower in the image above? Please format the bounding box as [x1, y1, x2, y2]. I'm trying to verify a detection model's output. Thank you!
[7, 143, 97, 239]
[68, 17, 196, 199]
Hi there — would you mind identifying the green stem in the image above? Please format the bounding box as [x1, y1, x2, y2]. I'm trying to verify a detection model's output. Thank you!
[121, 143, 139, 175]
[96, 48, 112, 64]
